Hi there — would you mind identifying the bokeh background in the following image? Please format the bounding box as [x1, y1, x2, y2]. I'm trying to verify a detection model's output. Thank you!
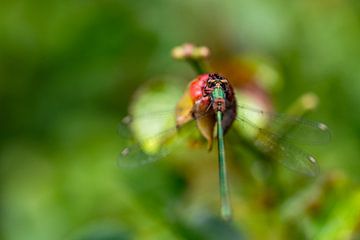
[1, 0, 360, 239]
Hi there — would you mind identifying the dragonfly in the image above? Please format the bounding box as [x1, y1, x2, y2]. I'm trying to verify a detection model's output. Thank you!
[118, 73, 330, 221]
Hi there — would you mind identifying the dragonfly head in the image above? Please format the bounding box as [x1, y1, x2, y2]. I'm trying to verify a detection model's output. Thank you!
[206, 73, 229, 90]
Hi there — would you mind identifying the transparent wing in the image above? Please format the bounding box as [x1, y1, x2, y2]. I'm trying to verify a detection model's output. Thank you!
[117, 107, 217, 168]
[117, 79, 192, 168]
[237, 105, 331, 145]
[118, 117, 179, 168]
[237, 115, 320, 177]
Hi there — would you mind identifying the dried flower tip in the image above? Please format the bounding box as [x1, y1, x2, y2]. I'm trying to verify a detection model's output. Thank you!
[182, 43, 195, 57]
[194, 46, 210, 59]
[172, 46, 185, 59]
[171, 43, 210, 60]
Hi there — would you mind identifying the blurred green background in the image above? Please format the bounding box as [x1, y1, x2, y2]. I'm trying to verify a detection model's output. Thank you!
[1, 0, 360, 239]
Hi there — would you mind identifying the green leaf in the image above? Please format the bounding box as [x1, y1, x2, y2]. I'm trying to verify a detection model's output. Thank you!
[314, 190, 360, 240]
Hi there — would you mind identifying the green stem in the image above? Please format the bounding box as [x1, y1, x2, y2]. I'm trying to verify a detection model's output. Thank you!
[186, 59, 211, 74]
[216, 110, 232, 221]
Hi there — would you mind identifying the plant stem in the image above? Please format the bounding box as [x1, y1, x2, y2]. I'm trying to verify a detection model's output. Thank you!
[187, 59, 210, 74]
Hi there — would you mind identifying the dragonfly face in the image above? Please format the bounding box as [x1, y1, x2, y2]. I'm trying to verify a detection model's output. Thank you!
[205, 73, 229, 90]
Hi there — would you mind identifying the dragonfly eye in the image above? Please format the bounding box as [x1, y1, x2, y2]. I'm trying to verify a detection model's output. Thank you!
[220, 79, 228, 87]
[208, 79, 216, 87]
[220, 79, 228, 84]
